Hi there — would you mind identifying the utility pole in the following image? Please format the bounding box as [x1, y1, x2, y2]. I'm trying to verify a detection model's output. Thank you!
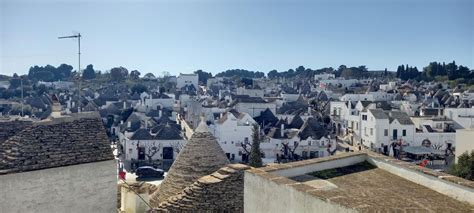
[20, 76, 24, 117]
[58, 33, 82, 100]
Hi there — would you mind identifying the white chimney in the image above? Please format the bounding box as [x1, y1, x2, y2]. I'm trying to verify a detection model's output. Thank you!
[145, 120, 148, 129]
[308, 106, 311, 115]
[123, 101, 126, 109]
[220, 113, 223, 118]
[127, 121, 131, 128]
[281, 123, 284, 138]
[159, 109, 162, 117]
[120, 120, 124, 125]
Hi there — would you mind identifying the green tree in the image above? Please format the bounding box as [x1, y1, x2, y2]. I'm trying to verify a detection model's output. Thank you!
[449, 151, 474, 181]
[130, 70, 141, 80]
[194, 69, 212, 84]
[268, 70, 279, 79]
[144, 73, 156, 79]
[131, 84, 148, 94]
[249, 124, 263, 168]
[82, 64, 96, 79]
[110, 66, 128, 82]
[9, 75, 21, 89]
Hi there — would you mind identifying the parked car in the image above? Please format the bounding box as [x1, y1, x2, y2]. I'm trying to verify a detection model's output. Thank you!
[135, 166, 164, 178]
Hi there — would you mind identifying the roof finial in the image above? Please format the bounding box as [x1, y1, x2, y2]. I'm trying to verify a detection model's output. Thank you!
[195, 113, 208, 133]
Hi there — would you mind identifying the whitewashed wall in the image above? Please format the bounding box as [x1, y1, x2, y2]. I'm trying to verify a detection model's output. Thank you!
[0, 160, 117, 213]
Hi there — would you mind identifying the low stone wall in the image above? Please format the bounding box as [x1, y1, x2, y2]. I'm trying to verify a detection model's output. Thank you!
[150, 164, 249, 212]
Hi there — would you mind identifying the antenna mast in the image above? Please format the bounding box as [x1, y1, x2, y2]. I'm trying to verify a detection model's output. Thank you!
[58, 33, 82, 102]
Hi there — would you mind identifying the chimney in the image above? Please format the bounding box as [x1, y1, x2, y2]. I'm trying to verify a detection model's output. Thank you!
[145, 120, 148, 129]
[127, 121, 131, 128]
[308, 106, 311, 115]
[123, 101, 126, 109]
[120, 120, 124, 125]
[220, 113, 223, 118]
[159, 109, 162, 117]
[281, 123, 284, 138]
[50, 94, 62, 118]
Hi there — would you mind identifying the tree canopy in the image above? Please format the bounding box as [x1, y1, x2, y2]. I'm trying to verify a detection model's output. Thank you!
[82, 64, 96, 80]
[130, 70, 141, 80]
[110, 66, 129, 82]
[249, 124, 263, 168]
[449, 151, 474, 181]
[215, 69, 265, 78]
[28, 64, 73, 82]
[131, 84, 148, 94]
[194, 70, 213, 84]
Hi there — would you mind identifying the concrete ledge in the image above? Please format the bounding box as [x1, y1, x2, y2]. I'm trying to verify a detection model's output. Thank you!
[366, 151, 474, 189]
[244, 171, 356, 213]
[269, 153, 367, 177]
[367, 155, 474, 205]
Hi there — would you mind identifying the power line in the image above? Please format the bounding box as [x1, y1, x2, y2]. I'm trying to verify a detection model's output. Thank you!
[119, 178, 154, 210]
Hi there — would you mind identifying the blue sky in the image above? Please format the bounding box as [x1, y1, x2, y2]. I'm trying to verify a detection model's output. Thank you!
[1, 0, 473, 76]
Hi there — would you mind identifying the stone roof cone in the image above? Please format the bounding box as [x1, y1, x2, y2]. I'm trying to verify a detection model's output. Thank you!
[150, 115, 230, 206]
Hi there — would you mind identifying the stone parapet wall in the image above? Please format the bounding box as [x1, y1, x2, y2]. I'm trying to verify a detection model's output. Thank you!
[0, 120, 33, 143]
[0, 113, 113, 174]
[151, 164, 249, 212]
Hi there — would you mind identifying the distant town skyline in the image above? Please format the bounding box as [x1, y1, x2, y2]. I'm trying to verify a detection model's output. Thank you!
[1, 0, 473, 76]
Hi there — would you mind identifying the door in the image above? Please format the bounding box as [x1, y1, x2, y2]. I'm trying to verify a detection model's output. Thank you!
[392, 129, 398, 140]
[138, 147, 146, 160]
[163, 147, 174, 160]
[242, 154, 248, 162]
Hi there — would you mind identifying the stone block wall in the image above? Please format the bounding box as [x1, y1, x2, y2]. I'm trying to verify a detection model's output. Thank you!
[0, 113, 113, 174]
[0, 120, 33, 143]
[151, 164, 249, 212]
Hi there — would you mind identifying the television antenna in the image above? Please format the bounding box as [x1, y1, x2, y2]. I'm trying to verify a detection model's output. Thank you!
[58, 33, 82, 105]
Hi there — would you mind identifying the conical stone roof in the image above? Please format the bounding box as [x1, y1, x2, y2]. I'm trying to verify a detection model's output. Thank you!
[150, 118, 230, 206]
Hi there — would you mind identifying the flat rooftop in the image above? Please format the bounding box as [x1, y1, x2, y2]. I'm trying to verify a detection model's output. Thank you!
[247, 152, 474, 212]
[290, 161, 472, 212]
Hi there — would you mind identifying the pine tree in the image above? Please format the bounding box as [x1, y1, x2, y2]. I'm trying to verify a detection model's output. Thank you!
[249, 124, 263, 168]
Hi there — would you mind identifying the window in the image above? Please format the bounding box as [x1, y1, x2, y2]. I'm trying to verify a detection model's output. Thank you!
[402, 129, 406, 137]
[362, 115, 368, 120]
[384, 129, 388, 136]
[370, 128, 373, 136]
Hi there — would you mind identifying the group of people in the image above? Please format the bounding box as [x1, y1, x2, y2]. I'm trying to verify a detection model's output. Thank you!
[382, 139, 404, 159]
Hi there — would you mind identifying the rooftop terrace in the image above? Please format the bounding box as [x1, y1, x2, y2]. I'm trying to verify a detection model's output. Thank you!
[290, 161, 472, 212]
[245, 152, 474, 213]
